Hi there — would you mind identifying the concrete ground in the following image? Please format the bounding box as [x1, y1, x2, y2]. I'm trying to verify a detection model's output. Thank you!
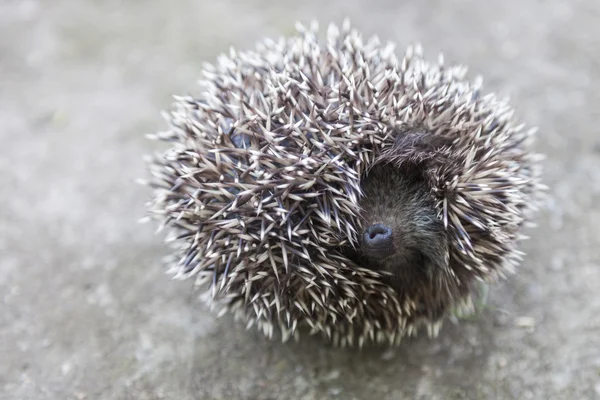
[1, 0, 599, 398]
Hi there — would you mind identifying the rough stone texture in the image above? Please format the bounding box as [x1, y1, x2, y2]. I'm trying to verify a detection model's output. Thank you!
[1, 0, 599, 399]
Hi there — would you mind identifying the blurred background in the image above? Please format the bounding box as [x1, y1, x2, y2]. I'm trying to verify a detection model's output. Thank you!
[1, 0, 599, 399]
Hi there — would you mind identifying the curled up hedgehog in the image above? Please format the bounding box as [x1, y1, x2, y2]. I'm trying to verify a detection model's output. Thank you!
[142, 20, 545, 347]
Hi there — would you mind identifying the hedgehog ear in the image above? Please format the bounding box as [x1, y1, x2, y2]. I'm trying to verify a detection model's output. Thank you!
[377, 129, 451, 168]
[394, 130, 450, 153]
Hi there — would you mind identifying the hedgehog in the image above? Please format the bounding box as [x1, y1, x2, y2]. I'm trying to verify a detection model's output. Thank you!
[142, 20, 545, 347]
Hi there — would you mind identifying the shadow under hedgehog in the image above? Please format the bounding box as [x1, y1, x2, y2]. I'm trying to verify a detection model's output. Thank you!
[142, 20, 545, 347]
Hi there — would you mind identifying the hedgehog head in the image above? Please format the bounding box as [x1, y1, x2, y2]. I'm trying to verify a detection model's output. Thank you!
[144, 20, 544, 347]
[353, 143, 452, 320]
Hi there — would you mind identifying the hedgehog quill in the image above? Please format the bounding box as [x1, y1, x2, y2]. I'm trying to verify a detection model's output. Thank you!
[143, 20, 545, 347]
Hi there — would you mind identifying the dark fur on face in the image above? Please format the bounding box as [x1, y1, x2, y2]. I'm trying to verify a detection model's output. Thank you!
[348, 132, 463, 320]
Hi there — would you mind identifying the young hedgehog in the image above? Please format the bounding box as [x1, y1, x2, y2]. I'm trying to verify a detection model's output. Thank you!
[143, 20, 545, 347]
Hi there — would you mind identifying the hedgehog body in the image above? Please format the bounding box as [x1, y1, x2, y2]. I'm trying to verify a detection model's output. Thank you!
[144, 21, 544, 347]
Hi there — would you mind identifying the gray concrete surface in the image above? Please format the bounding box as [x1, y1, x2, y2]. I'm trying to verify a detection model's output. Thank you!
[1, 0, 599, 399]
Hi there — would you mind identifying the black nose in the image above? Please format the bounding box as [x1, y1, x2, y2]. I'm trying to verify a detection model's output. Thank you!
[363, 223, 393, 250]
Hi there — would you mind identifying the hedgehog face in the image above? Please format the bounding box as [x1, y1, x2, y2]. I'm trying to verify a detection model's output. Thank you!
[358, 163, 447, 274]
[351, 161, 451, 315]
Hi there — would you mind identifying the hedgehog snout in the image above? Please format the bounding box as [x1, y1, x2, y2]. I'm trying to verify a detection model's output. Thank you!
[362, 223, 395, 259]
